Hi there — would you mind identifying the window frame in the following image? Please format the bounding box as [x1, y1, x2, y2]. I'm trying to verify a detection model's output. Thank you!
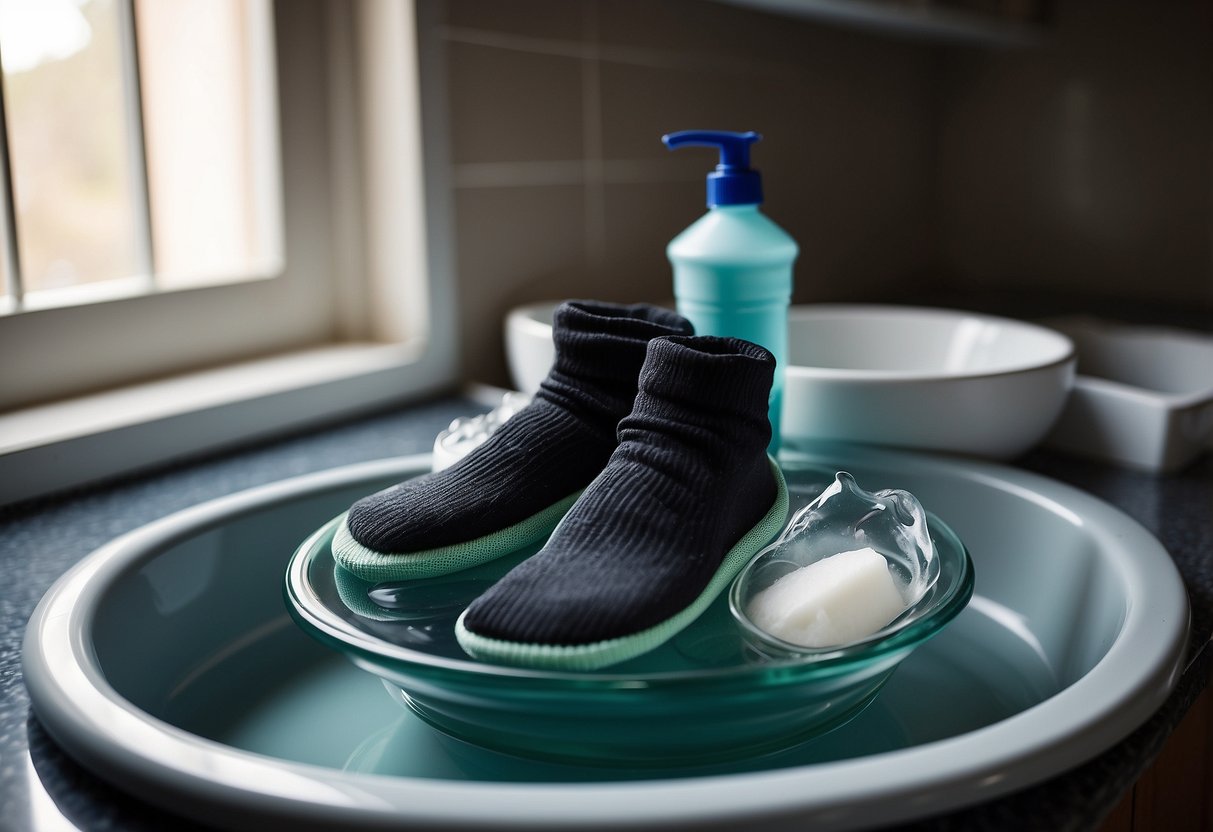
[0, 0, 460, 505]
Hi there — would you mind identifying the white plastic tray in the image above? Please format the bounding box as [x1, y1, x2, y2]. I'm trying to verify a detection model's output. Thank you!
[1044, 317, 1213, 472]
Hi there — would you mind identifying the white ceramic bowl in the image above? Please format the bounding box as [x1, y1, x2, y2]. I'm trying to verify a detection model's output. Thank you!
[505, 302, 1075, 459]
[504, 301, 560, 395]
[783, 305, 1076, 458]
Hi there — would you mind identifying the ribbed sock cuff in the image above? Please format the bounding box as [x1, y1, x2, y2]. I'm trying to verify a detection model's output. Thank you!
[547, 301, 694, 388]
[557, 300, 691, 341]
[539, 302, 694, 424]
[638, 335, 775, 419]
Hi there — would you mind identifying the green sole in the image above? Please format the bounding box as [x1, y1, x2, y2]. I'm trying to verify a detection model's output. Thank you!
[331, 491, 582, 583]
[454, 459, 789, 671]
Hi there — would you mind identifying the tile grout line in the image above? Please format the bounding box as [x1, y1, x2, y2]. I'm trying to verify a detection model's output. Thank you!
[582, 1, 606, 271]
[451, 159, 702, 190]
[438, 24, 785, 76]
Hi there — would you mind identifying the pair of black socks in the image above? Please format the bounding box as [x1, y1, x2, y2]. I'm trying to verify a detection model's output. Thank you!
[339, 300, 785, 667]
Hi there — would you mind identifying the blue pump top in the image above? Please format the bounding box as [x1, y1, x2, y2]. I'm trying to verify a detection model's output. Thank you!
[662, 130, 763, 207]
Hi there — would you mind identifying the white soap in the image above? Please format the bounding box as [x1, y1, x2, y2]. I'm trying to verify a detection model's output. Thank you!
[746, 547, 908, 648]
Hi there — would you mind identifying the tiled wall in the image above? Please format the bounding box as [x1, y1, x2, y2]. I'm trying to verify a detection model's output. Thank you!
[423, 0, 937, 384]
[935, 0, 1212, 308]
[423, 0, 1212, 386]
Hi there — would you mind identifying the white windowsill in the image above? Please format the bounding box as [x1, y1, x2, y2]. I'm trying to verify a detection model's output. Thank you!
[0, 340, 454, 507]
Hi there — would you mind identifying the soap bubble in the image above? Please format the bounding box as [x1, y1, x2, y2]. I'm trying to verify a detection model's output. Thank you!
[432, 392, 533, 471]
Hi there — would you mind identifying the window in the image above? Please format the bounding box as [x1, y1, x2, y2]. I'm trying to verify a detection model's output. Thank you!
[1, 0, 282, 300]
[0, 0, 458, 504]
[0, 0, 309, 410]
[2, 0, 150, 297]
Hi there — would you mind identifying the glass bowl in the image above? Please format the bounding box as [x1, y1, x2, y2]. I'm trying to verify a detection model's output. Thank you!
[730, 470, 949, 659]
[285, 461, 974, 767]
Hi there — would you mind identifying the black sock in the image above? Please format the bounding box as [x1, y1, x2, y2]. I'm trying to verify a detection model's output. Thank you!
[460, 334, 777, 646]
[345, 301, 693, 553]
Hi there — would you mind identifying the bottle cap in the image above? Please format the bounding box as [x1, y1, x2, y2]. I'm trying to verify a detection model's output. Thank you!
[662, 130, 763, 207]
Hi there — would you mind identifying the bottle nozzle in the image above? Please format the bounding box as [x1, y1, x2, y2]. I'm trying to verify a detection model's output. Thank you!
[662, 130, 763, 206]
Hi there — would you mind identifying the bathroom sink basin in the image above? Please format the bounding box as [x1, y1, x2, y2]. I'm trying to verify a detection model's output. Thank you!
[23, 448, 1188, 831]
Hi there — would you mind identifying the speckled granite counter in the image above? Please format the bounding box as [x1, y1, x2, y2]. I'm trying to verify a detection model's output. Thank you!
[1, 394, 1209, 831]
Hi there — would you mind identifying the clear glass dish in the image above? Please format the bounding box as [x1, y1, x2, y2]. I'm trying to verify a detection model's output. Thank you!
[285, 460, 975, 767]
[731, 470, 946, 659]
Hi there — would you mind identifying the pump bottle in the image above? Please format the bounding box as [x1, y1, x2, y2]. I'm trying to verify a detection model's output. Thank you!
[663, 130, 798, 451]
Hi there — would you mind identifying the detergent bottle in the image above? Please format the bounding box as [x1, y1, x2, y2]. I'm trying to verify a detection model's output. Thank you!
[663, 130, 798, 451]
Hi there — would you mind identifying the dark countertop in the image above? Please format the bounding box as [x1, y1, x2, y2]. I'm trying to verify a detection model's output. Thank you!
[1, 394, 1209, 832]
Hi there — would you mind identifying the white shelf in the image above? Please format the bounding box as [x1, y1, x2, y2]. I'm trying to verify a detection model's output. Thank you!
[711, 0, 1046, 47]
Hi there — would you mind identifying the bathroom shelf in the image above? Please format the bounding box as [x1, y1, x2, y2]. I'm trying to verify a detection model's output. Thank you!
[711, 0, 1047, 47]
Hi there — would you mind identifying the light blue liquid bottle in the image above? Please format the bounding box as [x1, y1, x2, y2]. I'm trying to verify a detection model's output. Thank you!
[663, 130, 798, 452]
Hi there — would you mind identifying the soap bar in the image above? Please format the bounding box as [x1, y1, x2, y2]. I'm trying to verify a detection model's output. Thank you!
[746, 547, 907, 648]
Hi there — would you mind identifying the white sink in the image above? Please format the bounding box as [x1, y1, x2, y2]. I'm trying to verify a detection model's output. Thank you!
[23, 447, 1187, 830]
